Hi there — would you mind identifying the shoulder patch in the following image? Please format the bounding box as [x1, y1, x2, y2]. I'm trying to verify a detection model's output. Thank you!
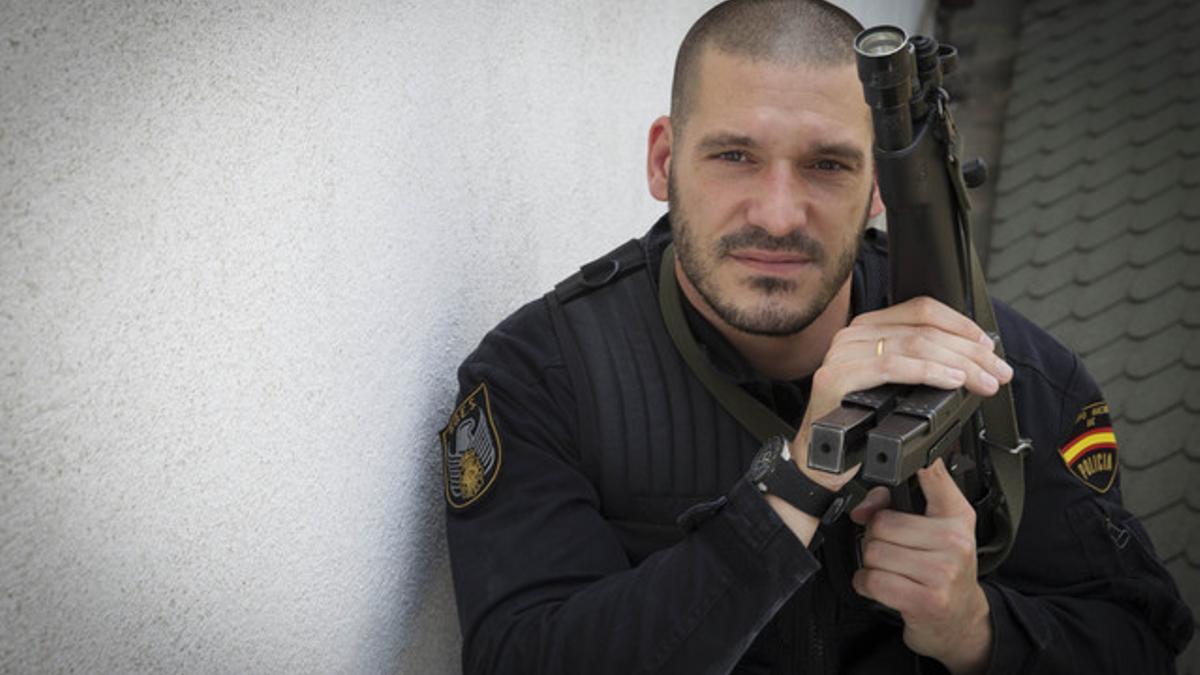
[1058, 401, 1118, 493]
[441, 383, 503, 509]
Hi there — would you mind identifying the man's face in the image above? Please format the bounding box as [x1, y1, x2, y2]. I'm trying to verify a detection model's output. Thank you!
[669, 49, 875, 336]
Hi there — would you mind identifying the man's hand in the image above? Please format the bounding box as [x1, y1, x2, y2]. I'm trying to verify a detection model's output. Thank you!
[849, 459, 992, 675]
[784, 296, 1005, 672]
[792, 296, 1014, 492]
[772, 297, 1012, 551]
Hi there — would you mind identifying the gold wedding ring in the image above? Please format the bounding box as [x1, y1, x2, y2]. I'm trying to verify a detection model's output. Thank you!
[876, 337, 885, 356]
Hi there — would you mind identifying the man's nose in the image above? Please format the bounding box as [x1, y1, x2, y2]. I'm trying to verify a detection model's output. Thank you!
[746, 162, 810, 235]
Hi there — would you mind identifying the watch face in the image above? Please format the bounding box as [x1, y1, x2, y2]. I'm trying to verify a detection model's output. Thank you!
[748, 437, 784, 483]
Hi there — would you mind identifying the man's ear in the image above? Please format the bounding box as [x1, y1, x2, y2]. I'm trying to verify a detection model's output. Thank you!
[647, 116, 673, 202]
[869, 176, 885, 217]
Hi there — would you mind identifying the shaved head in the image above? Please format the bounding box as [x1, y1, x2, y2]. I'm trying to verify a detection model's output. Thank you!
[671, 0, 864, 137]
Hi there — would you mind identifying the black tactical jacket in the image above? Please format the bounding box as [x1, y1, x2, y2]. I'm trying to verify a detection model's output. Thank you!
[442, 215, 1192, 674]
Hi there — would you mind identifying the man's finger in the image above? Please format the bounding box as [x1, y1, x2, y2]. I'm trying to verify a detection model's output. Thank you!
[825, 326, 1012, 395]
[852, 566, 925, 615]
[861, 508, 947, 550]
[849, 296, 990, 345]
[858, 537, 947, 587]
[812, 353, 969, 402]
[917, 458, 972, 520]
[850, 486, 891, 525]
[831, 324, 1003, 371]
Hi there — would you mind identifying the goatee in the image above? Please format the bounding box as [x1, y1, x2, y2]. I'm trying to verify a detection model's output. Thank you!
[668, 171, 869, 337]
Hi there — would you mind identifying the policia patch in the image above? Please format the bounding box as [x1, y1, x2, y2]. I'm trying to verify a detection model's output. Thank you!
[441, 383, 502, 509]
[1058, 401, 1118, 493]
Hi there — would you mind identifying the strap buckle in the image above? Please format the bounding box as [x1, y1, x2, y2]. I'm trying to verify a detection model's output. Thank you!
[977, 427, 1031, 456]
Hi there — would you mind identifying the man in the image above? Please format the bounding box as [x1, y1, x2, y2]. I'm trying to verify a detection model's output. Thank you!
[440, 1, 1193, 673]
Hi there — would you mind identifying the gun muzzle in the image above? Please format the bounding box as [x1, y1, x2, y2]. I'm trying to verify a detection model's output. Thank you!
[854, 25, 916, 152]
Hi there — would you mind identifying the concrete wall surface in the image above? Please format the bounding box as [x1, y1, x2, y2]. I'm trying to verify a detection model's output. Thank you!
[0, 1, 926, 673]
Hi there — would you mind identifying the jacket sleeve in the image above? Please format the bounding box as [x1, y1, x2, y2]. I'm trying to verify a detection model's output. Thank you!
[980, 350, 1194, 674]
[442, 301, 815, 675]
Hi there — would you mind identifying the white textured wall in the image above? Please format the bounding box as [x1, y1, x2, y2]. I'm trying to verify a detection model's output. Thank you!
[1, 2, 924, 672]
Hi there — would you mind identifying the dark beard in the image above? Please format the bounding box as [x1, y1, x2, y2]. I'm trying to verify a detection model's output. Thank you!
[668, 172, 870, 337]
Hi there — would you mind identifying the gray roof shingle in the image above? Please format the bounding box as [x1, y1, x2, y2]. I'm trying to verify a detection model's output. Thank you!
[1076, 233, 1134, 284]
[1128, 251, 1190, 301]
[1127, 287, 1192, 340]
[1121, 452, 1191, 518]
[1032, 192, 1084, 235]
[1120, 406, 1195, 469]
[1124, 367, 1191, 425]
[1143, 501, 1197, 559]
[1071, 266, 1136, 319]
[1130, 219, 1185, 266]
[1075, 202, 1137, 252]
[1052, 301, 1133, 356]
[1125, 325, 1192, 380]
[984, 0, 1200, 668]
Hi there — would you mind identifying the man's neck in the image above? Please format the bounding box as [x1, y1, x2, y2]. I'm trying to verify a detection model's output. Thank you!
[674, 260, 853, 382]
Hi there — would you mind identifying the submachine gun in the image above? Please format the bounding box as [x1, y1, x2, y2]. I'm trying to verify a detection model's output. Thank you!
[807, 26, 1030, 575]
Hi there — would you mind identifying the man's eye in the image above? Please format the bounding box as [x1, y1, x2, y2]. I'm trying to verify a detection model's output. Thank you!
[716, 150, 748, 163]
[813, 159, 848, 171]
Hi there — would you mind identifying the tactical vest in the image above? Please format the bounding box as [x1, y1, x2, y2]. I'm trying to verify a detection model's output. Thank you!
[542, 233, 890, 564]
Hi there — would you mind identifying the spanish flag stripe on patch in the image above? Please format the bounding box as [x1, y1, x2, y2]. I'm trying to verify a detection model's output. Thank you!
[1061, 427, 1116, 465]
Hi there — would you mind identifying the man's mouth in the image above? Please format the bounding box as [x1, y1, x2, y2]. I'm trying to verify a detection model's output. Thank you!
[728, 250, 814, 275]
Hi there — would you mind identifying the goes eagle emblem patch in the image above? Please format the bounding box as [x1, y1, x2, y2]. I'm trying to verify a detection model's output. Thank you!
[1058, 401, 1118, 493]
[441, 383, 502, 509]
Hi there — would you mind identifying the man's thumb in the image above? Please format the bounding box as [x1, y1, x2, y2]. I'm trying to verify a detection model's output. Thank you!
[916, 458, 968, 518]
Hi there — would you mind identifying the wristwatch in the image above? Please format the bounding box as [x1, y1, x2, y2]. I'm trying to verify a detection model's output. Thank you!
[748, 435, 844, 522]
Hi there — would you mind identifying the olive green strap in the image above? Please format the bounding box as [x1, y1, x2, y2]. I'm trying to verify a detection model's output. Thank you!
[969, 243, 1027, 576]
[657, 245, 796, 444]
[659, 245, 872, 513]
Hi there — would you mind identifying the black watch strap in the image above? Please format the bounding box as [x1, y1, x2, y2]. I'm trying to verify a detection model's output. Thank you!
[752, 437, 847, 523]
